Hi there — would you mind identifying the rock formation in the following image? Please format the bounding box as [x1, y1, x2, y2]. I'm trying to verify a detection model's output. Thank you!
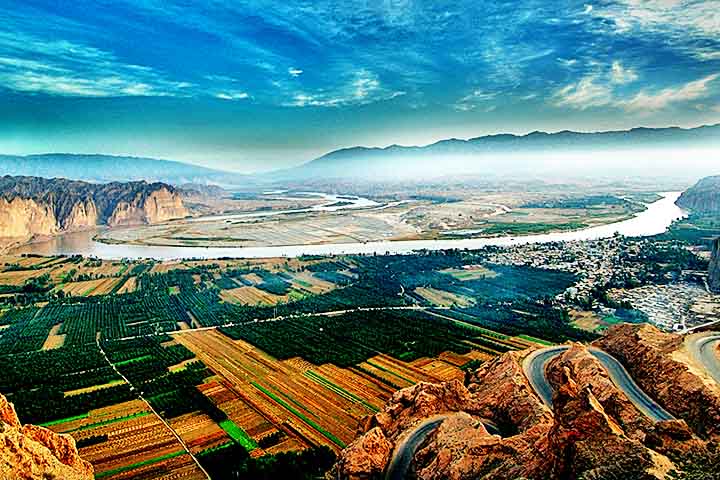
[595, 323, 720, 439]
[0, 393, 93, 480]
[710, 237, 720, 293]
[0, 175, 188, 240]
[676, 175, 720, 214]
[331, 325, 720, 479]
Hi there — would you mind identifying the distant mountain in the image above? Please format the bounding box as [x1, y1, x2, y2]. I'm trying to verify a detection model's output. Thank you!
[273, 123, 720, 181]
[676, 175, 720, 213]
[0, 175, 188, 239]
[0, 154, 246, 186]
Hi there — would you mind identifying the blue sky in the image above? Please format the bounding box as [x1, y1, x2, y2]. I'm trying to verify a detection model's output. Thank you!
[0, 0, 719, 172]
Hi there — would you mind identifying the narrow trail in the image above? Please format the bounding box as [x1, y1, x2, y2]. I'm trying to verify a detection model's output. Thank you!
[95, 336, 211, 480]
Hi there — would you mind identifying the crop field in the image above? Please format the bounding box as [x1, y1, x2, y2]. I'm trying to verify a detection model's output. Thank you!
[45, 399, 206, 480]
[414, 286, 475, 307]
[174, 330, 452, 453]
[58, 277, 121, 296]
[220, 286, 286, 305]
[42, 322, 66, 350]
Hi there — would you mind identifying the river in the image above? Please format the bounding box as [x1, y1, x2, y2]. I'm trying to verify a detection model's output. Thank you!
[12, 192, 686, 260]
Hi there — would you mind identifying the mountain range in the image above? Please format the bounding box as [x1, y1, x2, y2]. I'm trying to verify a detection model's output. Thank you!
[1, 124, 719, 186]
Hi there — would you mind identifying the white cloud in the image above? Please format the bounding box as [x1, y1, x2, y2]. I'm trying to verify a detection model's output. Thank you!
[215, 91, 250, 100]
[620, 73, 719, 112]
[288, 67, 303, 77]
[284, 69, 404, 107]
[453, 89, 497, 111]
[610, 61, 638, 84]
[0, 33, 193, 97]
[554, 75, 612, 109]
[583, 4, 593, 15]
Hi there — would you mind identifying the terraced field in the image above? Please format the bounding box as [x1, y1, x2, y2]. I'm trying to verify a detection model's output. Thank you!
[47, 400, 206, 480]
[175, 331, 462, 453]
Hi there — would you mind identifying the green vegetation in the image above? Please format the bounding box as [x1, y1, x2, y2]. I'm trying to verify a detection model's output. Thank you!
[200, 444, 335, 480]
[479, 221, 587, 236]
[219, 419, 258, 451]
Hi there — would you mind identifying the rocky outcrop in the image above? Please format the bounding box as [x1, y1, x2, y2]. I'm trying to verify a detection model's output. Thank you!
[595, 323, 720, 439]
[0, 175, 188, 239]
[0, 197, 58, 239]
[332, 331, 718, 479]
[0, 393, 93, 480]
[710, 237, 720, 293]
[107, 186, 187, 226]
[677, 175, 720, 214]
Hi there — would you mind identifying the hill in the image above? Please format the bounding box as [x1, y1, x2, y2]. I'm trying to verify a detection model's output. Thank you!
[0, 175, 188, 240]
[272, 123, 720, 182]
[0, 154, 246, 186]
[676, 175, 720, 214]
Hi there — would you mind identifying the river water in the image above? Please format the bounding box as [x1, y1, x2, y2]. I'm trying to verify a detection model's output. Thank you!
[13, 192, 686, 260]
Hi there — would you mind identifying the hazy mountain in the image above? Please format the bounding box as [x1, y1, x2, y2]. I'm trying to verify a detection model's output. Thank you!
[0, 154, 245, 186]
[272, 123, 720, 182]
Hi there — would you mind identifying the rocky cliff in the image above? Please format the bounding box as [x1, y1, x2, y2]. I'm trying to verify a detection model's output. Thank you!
[0, 175, 188, 239]
[331, 325, 719, 479]
[676, 175, 720, 214]
[710, 237, 720, 293]
[1, 394, 93, 480]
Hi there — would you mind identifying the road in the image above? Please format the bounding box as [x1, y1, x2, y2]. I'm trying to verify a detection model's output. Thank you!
[686, 332, 720, 385]
[522, 345, 675, 422]
[384, 415, 500, 480]
[96, 337, 211, 480]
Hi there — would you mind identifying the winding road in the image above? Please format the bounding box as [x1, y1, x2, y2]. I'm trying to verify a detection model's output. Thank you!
[686, 332, 720, 385]
[384, 415, 500, 480]
[522, 345, 675, 422]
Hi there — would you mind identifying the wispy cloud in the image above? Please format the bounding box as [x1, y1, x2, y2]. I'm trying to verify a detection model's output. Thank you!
[0, 32, 192, 97]
[288, 67, 303, 77]
[453, 89, 497, 111]
[215, 91, 250, 101]
[620, 73, 719, 112]
[554, 75, 612, 109]
[610, 61, 637, 84]
[284, 69, 404, 107]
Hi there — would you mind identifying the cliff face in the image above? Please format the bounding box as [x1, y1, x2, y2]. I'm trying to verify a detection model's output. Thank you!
[710, 237, 720, 293]
[0, 394, 93, 480]
[332, 326, 719, 480]
[0, 175, 188, 239]
[595, 323, 720, 439]
[676, 175, 720, 214]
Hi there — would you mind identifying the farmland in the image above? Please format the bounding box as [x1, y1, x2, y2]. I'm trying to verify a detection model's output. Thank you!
[0, 250, 584, 479]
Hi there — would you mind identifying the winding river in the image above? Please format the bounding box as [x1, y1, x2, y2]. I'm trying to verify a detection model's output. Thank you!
[12, 192, 686, 260]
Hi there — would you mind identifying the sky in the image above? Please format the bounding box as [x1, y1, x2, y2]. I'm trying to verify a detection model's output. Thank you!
[0, 0, 719, 173]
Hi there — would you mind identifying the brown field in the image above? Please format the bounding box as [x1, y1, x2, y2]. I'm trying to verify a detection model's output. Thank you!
[169, 412, 232, 454]
[116, 276, 137, 294]
[175, 331, 458, 453]
[0, 268, 50, 285]
[58, 278, 120, 296]
[414, 286, 475, 307]
[48, 400, 205, 480]
[289, 272, 335, 295]
[42, 323, 66, 350]
[220, 286, 285, 306]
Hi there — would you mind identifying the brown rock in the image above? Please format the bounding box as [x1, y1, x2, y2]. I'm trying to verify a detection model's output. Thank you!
[595, 323, 720, 439]
[329, 427, 392, 480]
[0, 393, 93, 480]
